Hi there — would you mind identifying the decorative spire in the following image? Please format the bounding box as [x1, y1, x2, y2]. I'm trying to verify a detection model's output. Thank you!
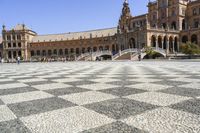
[124, 0, 128, 4]
[2, 25, 6, 30]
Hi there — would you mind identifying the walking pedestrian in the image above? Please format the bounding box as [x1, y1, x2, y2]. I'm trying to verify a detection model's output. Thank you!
[17, 56, 20, 64]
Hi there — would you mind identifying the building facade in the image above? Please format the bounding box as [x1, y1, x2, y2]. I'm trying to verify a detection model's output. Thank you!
[0, 36, 2, 58]
[1, 0, 200, 61]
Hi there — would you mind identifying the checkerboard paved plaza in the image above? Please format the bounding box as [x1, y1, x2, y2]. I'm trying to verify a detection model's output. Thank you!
[0, 61, 200, 133]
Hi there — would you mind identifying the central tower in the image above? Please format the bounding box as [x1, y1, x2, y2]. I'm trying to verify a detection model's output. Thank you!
[118, 0, 132, 33]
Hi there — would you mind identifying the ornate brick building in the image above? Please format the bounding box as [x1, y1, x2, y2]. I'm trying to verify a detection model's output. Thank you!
[1, 0, 200, 61]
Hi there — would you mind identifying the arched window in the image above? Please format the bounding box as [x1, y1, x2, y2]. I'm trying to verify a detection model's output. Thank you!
[48, 50, 52, 56]
[129, 38, 136, 48]
[59, 49, 63, 55]
[163, 36, 167, 49]
[18, 51, 22, 56]
[171, 21, 177, 30]
[37, 50, 40, 56]
[174, 37, 178, 52]
[99, 46, 103, 51]
[182, 36, 188, 43]
[53, 49, 57, 55]
[93, 47, 97, 52]
[151, 35, 156, 47]
[105, 45, 109, 50]
[31, 51, 35, 57]
[87, 47, 91, 52]
[158, 36, 162, 48]
[65, 49, 68, 55]
[70, 48, 74, 53]
[76, 48, 80, 55]
[82, 48, 85, 53]
[191, 34, 198, 44]
[169, 36, 173, 53]
[182, 19, 186, 30]
[42, 50, 46, 56]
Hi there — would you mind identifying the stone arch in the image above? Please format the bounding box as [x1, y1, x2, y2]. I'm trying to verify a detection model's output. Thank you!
[191, 34, 198, 44]
[151, 35, 156, 47]
[105, 45, 109, 51]
[174, 37, 178, 52]
[169, 36, 174, 53]
[87, 47, 91, 52]
[31, 50, 35, 57]
[129, 38, 136, 48]
[65, 49, 68, 55]
[163, 36, 167, 49]
[36, 50, 40, 56]
[76, 48, 80, 55]
[93, 47, 97, 52]
[99, 46, 103, 51]
[171, 21, 177, 30]
[158, 36, 162, 48]
[70, 48, 74, 53]
[182, 19, 186, 30]
[42, 50, 46, 56]
[59, 49, 63, 56]
[18, 51, 22, 57]
[81, 48, 85, 54]
[53, 49, 57, 55]
[182, 35, 188, 43]
[48, 50, 52, 56]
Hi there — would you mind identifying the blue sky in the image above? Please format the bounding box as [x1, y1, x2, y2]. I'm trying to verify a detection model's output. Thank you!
[0, 0, 149, 35]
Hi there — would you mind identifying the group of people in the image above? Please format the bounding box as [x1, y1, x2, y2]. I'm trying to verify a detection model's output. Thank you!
[0, 56, 21, 64]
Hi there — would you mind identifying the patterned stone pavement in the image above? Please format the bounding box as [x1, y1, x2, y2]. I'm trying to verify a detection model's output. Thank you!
[0, 61, 200, 133]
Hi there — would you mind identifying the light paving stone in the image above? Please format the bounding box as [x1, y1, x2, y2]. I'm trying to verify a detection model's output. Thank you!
[20, 106, 115, 133]
[17, 78, 48, 83]
[0, 83, 28, 90]
[52, 78, 82, 83]
[60, 91, 117, 105]
[0, 78, 14, 82]
[8, 75, 32, 79]
[122, 107, 200, 133]
[90, 78, 121, 83]
[179, 83, 200, 89]
[32, 83, 72, 91]
[127, 83, 172, 91]
[127, 78, 162, 83]
[0, 105, 17, 122]
[168, 77, 199, 83]
[125, 92, 191, 106]
[78, 83, 119, 91]
[0, 91, 53, 104]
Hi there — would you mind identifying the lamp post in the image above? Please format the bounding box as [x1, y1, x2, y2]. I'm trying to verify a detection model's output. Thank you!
[136, 24, 142, 61]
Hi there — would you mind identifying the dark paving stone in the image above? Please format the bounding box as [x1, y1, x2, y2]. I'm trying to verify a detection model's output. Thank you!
[170, 99, 200, 115]
[66, 81, 97, 86]
[99, 87, 146, 97]
[106, 81, 140, 86]
[0, 87, 37, 96]
[84, 98, 158, 120]
[45, 87, 90, 96]
[8, 97, 77, 117]
[0, 81, 18, 85]
[152, 80, 189, 86]
[0, 119, 31, 133]
[25, 80, 57, 86]
[186, 75, 200, 79]
[81, 121, 147, 133]
[0, 99, 4, 105]
[11, 77, 34, 80]
[160, 87, 200, 97]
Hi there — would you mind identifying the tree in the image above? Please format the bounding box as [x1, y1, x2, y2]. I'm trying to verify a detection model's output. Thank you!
[180, 42, 200, 56]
